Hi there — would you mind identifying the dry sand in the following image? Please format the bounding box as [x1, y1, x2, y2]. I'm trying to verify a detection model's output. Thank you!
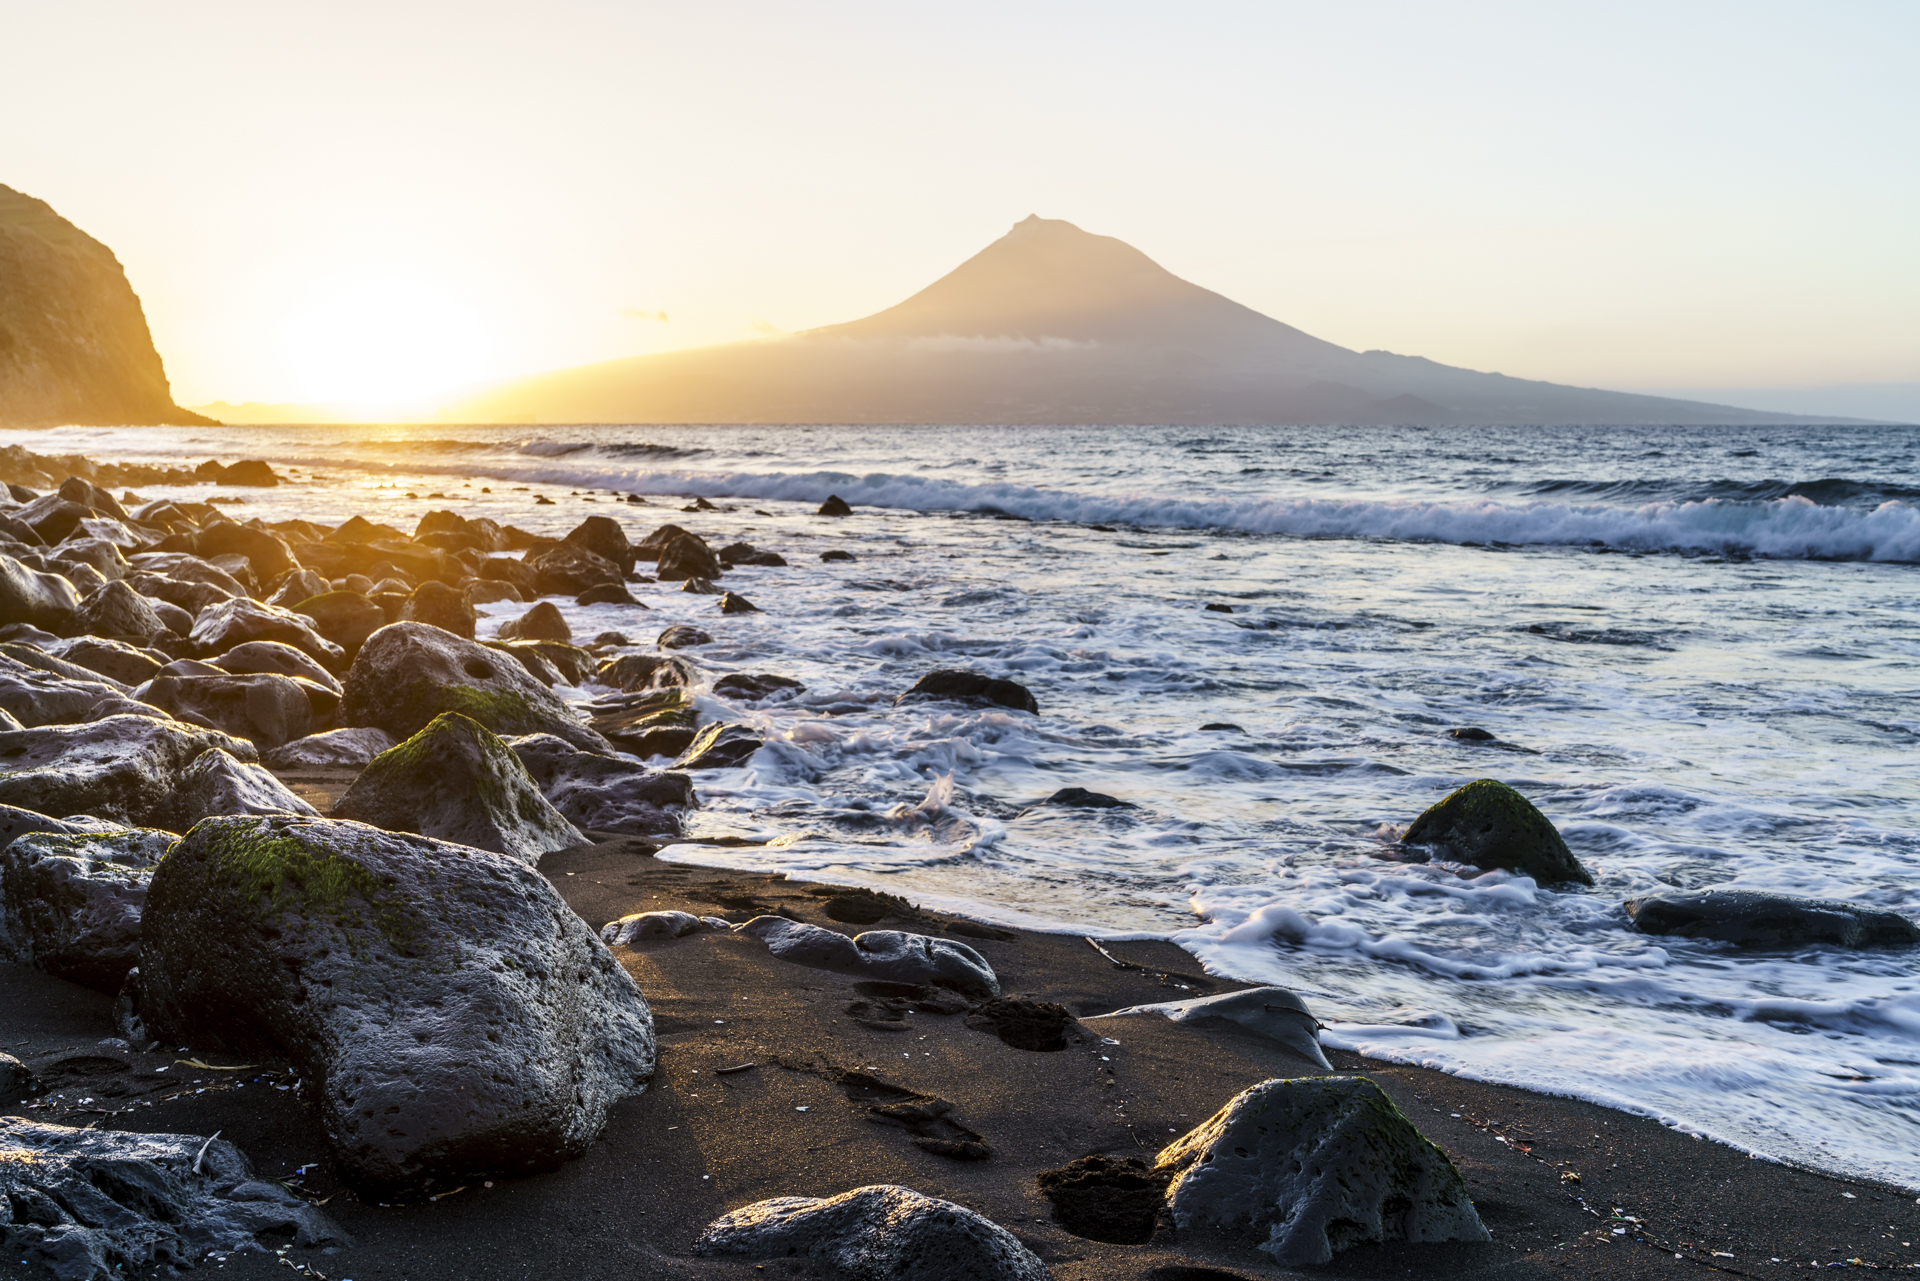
[4, 838, 1915, 1279]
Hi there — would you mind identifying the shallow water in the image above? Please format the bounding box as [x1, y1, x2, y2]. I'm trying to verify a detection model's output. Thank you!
[17, 420, 1920, 1187]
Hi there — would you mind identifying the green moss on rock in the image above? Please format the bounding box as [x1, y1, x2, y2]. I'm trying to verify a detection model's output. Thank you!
[1402, 778, 1592, 885]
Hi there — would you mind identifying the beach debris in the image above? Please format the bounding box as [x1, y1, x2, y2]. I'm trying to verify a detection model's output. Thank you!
[1044, 786, 1133, 809]
[138, 814, 655, 1197]
[675, 722, 764, 771]
[816, 495, 853, 517]
[737, 917, 999, 998]
[965, 997, 1080, 1052]
[1155, 1075, 1490, 1265]
[601, 910, 706, 944]
[507, 732, 695, 837]
[263, 726, 396, 770]
[140, 672, 315, 749]
[333, 713, 585, 863]
[1400, 777, 1592, 885]
[1091, 986, 1331, 1070]
[1037, 1153, 1171, 1243]
[715, 1062, 757, 1075]
[398, 580, 476, 639]
[894, 668, 1038, 715]
[0, 827, 171, 992]
[697, 1184, 1045, 1280]
[0, 1118, 348, 1279]
[1625, 889, 1920, 949]
[498, 600, 572, 642]
[340, 621, 612, 751]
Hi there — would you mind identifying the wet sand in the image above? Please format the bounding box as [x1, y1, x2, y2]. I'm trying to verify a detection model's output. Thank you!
[4, 842, 1915, 1280]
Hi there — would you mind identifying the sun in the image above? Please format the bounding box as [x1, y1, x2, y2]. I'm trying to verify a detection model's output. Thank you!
[279, 277, 491, 409]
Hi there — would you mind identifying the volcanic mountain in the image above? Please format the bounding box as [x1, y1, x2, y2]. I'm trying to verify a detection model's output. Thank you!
[0, 184, 212, 427]
[451, 216, 1804, 426]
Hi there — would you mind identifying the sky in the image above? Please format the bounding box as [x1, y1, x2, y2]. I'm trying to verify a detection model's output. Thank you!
[4, 1, 1917, 417]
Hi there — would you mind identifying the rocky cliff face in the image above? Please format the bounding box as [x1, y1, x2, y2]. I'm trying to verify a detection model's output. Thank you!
[0, 184, 212, 427]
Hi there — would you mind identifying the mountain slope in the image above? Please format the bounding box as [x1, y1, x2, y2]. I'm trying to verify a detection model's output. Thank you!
[0, 184, 212, 427]
[450, 217, 1818, 426]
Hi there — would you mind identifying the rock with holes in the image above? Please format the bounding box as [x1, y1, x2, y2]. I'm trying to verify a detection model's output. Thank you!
[156, 749, 318, 831]
[332, 713, 584, 862]
[262, 726, 396, 769]
[138, 673, 314, 749]
[696, 1184, 1047, 1281]
[1400, 778, 1591, 885]
[1155, 1076, 1489, 1266]
[0, 656, 124, 727]
[896, 669, 1038, 715]
[0, 827, 176, 991]
[0, 1119, 347, 1281]
[1624, 889, 1920, 949]
[340, 621, 611, 752]
[137, 814, 656, 1197]
[506, 733, 695, 837]
[1093, 987, 1330, 1069]
[601, 911, 705, 944]
[0, 714, 257, 827]
[737, 917, 998, 998]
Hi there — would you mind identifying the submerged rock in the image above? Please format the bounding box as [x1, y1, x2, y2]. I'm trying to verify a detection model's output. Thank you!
[1093, 987, 1330, 1069]
[738, 917, 999, 998]
[507, 733, 695, 837]
[0, 828, 174, 991]
[0, 715, 254, 827]
[696, 1184, 1046, 1281]
[340, 622, 611, 752]
[332, 713, 585, 862]
[817, 494, 853, 517]
[262, 726, 396, 769]
[576, 582, 639, 607]
[1625, 889, 1920, 948]
[1156, 1076, 1489, 1266]
[597, 652, 694, 691]
[713, 672, 804, 701]
[1401, 778, 1592, 885]
[676, 722, 763, 770]
[896, 669, 1038, 715]
[139, 672, 314, 749]
[0, 1119, 347, 1281]
[718, 591, 760, 614]
[1045, 786, 1132, 809]
[138, 815, 656, 1197]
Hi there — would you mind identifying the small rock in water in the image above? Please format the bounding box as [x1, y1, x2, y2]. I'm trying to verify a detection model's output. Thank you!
[1448, 726, 1496, 741]
[1204, 602, 1234, 613]
[816, 495, 854, 517]
[1401, 777, 1592, 886]
[1044, 786, 1132, 809]
[657, 625, 714, 650]
[1198, 722, 1243, 732]
[678, 576, 724, 595]
[819, 548, 856, 562]
[1156, 1076, 1489, 1265]
[896, 669, 1038, 715]
[713, 672, 805, 701]
[696, 1184, 1047, 1281]
[499, 600, 573, 642]
[717, 591, 759, 614]
[1625, 889, 1920, 949]
[507, 732, 695, 837]
[656, 533, 723, 582]
[675, 722, 763, 770]
[576, 582, 639, 607]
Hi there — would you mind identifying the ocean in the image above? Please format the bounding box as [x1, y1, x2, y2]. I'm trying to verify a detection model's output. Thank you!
[16, 419, 1920, 1188]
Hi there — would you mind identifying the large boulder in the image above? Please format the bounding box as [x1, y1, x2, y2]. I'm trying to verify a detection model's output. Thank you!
[50, 635, 162, 685]
[1625, 889, 1920, 948]
[1155, 1076, 1489, 1266]
[655, 533, 722, 581]
[1401, 778, 1592, 885]
[896, 669, 1038, 714]
[262, 726, 395, 769]
[0, 656, 124, 726]
[341, 622, 612, 751]
[528, 543, 622, 595]
[189, 597, 346, 670]
[0, 714, 255, 827]
[139, 673, 313, 749]
[160, 749, 318, 831]
[138, 814, 656, 1196]
[507, 733, 695, 837]
[333, 713, 585, 862]
[51, 536, 131, 581]
[563, 515, 636, 572]
[291, 590, 387, 655]
[737, 917, 999, 998]
[696, 1184, 1047, 1281]
[0, 827, 174, 991]
[0, 552, 80, 633]
[126, 552, 247, 598]
[399, 579, 477, 639]
[585, 686, 698, 758]
[0, 1119, 347, 1280]
[479, 555, 540, 597]
[632, 522, 694, 560]
[213, 638, 343, 692]
[73, 579, 171, 643]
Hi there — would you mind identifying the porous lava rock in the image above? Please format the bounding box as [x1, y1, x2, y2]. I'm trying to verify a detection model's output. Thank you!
[340, 622, 610, 752]
[0, 714, 254, 827]
[498, 600, 572, 642]
[597, 653, 693, 691]
[0, 1119, 347, 1280]
[192, 521, 297, 581]
[507, 732, 695, 837]
[632, 523, 694, 561]
[399, 580, 477, 639]
[291, 590, 387, 654]
[738, 917, 999, 997]
[575, 582, 639, 606]
[717, 591, 759, 614]
[332, 713, 584, 862]
[0, 827, 174, 991]
[896, 669, 1038, 715]
[158, 749, 318, 832]
[1401, 777, 1592, 885]
[1155, 1075, 1489, 1266]
[696, 1184, 1047, 1281]
[138, 814, 656, 1197]
[1625, 889, 1920, 948]
[601, 910, 705, 944]
[139, 673, 313, 749]
[189, 597, 345, 670]
[262, 726, 395, 769]
[717, 541, 787, 567]
[0, 1051, 41, 1106]
[74, 579, 171, 643]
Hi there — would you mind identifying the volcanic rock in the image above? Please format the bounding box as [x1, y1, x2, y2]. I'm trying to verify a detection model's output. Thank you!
[0, 714, 255, 827]
[212, 638, 343, 692]
[1045, 786, 1131, 809]
[193, 520, 297, 581]
[896, 669, 1038, 714]
[399, 579, 477, 639]
[0, 827, 173, 991]
[508, 732, 695, 837]
[1625, 889, 1920, 948]
[0, 552, 81, 632]
[676, 722, 763, 770]
[657, 624, 713, 649]
[479, 555, 540, 597]
[528, 542, 623, 595]
[157, 748, 318, 831]
[1401, 777, 1592, 885]
[291, 590, 387, 654]
[563, 515, 636, 572]
[189, 597, 345, 670]
[737, 917, 999, 997]
[0, 657, 124, 726]
[817, 494, 853, 516]
[499, 600, 572, 642]
[655, 533, 722, 581]
[584, 687, 698, 758]
[139, 673, 313, 749]
[262, 726, 395, 769]
[1094, 987, 1330, 1069]
[601, 910, 705, 944]
[713, 672, 805, 701]
[632, 523, 694, 561]
[138, 814, 656, 1195]
[717, 591, 760, 614]
[576, 582, 639, 606]
[265, 567, 329, 608]
[597, 653, 694, 691]
[51, 635, 162, 685]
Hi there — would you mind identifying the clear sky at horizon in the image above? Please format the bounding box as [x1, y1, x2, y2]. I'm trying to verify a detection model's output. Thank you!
[4, 1, 1916, 413]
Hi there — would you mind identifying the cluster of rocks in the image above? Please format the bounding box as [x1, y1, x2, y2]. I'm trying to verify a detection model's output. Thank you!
[0, 444, 219, 492]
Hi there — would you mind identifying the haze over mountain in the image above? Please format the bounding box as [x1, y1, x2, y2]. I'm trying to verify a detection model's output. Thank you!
[451, 216, 1827, 427]
[0, 184, 211, 427]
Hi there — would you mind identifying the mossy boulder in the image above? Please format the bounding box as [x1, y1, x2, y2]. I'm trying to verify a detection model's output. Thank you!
[1156, 1076, 1489, 1266]
[332, 713, 584, 863]
[339, 621, 611, 752]
[1401, 778, 1591, 885]
[136, 814, 656, 1197]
